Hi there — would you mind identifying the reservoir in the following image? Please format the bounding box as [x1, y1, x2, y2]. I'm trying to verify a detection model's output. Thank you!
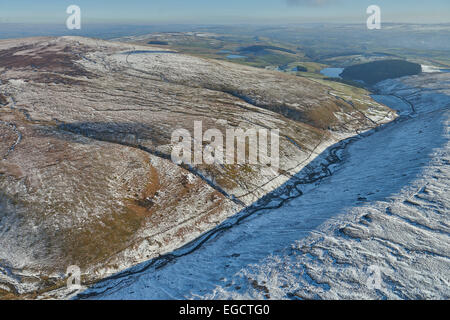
[226, 54, 247, 59]
[320, 67, 344, 78]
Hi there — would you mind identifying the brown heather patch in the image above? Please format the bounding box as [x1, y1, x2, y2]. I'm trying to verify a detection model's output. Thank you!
[31, 73, 89, 86]
[0, 162, 24, 179]
[0, 44, 94, 78]
[61, 207, 144, 269]
[0, 93, 8, 106]
[203, 164, 239, 190]
[303, 102, 340, 130]
[58, 158, 161, 270]
[352, 100, 369, 111]
[0, 277, 74, 300]
[0, 289, 19, 300]
[125, 164, 161, 219]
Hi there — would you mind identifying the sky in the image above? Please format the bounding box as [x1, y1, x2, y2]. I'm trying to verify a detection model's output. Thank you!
[1, 0, 449, 24]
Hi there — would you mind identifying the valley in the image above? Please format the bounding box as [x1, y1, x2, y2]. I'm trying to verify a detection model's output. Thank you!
[74, 72, 450, 300]
[0, 36, 393, 298]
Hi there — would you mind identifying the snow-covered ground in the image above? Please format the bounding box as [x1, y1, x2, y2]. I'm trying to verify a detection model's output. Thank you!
[0, 36, 395, 296]
[76, 73, 449, 300]
[421, 65, 450, 73]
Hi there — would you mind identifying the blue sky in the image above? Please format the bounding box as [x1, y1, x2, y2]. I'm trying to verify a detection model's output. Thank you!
[1, 0, 449, 24]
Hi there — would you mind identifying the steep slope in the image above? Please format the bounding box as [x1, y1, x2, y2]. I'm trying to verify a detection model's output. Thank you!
[0, 36, 393, 297]
[78, 73, 449, 300]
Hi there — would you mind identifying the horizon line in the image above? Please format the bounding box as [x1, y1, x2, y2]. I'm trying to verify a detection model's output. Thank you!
[1, 21, 450, 26]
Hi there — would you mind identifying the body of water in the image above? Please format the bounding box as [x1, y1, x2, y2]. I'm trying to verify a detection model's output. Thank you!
[226, 54, 247, 59]
[320, 67, 344, 78]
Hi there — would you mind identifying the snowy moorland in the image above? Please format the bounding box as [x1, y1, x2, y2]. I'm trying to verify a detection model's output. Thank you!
[0, 36, 394, 297]
[75, 72, 449, 300]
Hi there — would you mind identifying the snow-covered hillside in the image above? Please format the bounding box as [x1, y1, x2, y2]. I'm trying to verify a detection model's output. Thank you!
[75, 73, 449, 300]
[0, 36, 393, 296]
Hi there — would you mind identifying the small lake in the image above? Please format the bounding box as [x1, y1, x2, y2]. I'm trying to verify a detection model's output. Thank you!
[320, 68, 344, 78]
[226, 54, 247, 59]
